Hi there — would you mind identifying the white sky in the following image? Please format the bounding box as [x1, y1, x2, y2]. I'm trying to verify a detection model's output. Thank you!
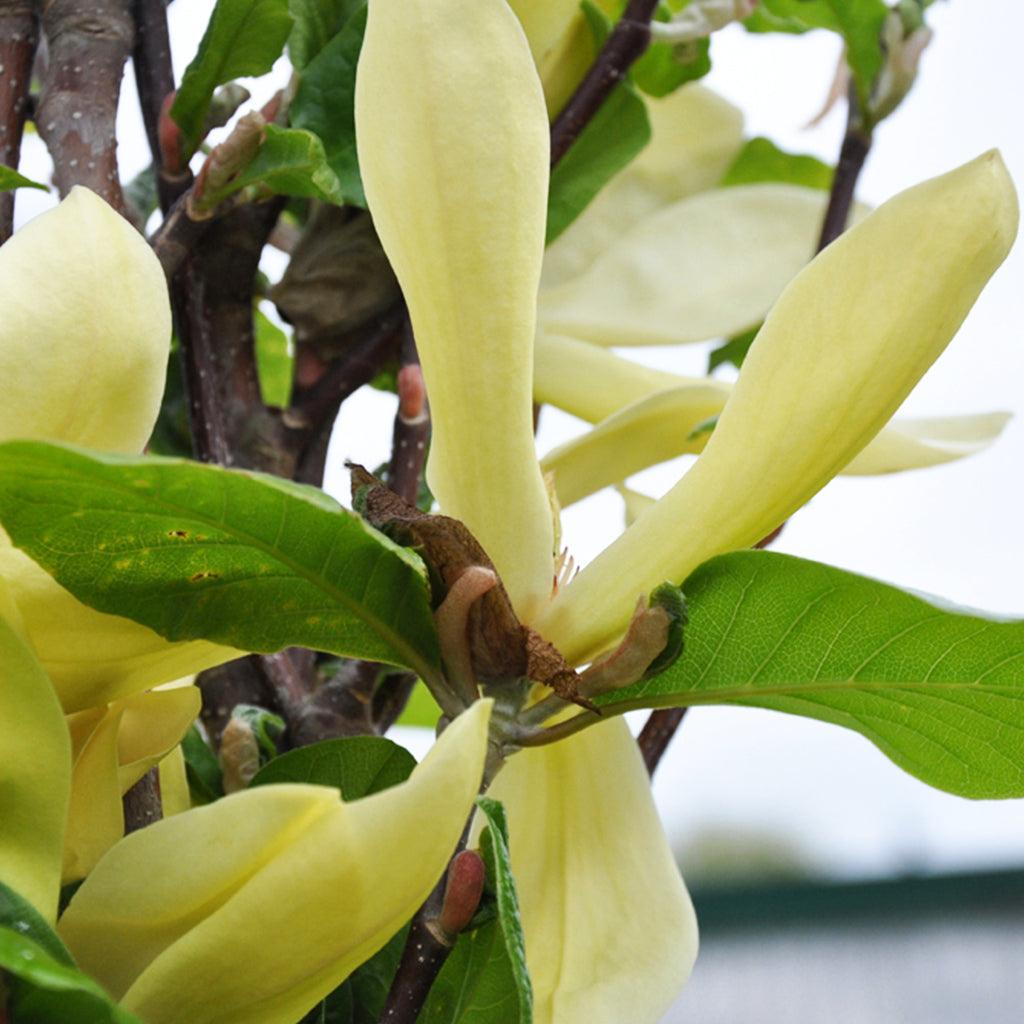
[12, 0, 1024, 878]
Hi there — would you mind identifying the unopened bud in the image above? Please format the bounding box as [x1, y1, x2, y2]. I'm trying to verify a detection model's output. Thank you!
[436, 849, 487, 942]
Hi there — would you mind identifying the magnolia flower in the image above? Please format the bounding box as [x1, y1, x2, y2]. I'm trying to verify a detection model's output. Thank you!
[0, 190, 239, 874]
[531, 84, 1010, 510]
[0, 604, 492, 1020]
[357, 3, 1017, 1023]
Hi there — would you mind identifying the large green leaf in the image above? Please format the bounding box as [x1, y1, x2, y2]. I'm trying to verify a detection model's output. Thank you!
[598, 552, 1024, 799]
[547, 83, 650, 245]
[421, 798, 532, 1024]
[0, 164, 48, 192]
[171, 0, 293, 155]
[0, 442, 441, 683]
[0, 927, 141, 1024]
[250, 735, 415, 797]
[289, 4, 367, 206]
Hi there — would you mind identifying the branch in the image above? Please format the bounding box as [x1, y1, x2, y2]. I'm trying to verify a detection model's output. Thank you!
[122, 767, 162, 832]
[817, 88, 872, 252]
[380, 848, 486, 1023]
[36, 0, 134, 212]
[0, 1, 39, 242]
[549, 0, 660, 167]
[638, 707, 687, 776]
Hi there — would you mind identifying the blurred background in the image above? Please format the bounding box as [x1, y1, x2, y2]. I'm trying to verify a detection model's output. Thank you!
[12, 1, 1024, 1019]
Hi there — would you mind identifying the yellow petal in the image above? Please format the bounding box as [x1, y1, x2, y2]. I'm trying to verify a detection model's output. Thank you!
[63, 704, 125, 883]
[505, 0, 594, 115]
[157, 746, 191, 818]
[0, 589, 71, 922]
[842, 412, 1012, 474]
[60, 700, 492, 1023]
[535, 332, 699, 423]
[542, 85, 745, 288]
[543, 384, 727, 507]
[63, 686, 198, 881]
[539, 183, 835, 346]
[542, 377, 1011, 508]
[487, 717, 697, 1024]
[0, 187, 170, 453]
[0, 539, 238, 712]
[356, 0, 554, 619]
[538, 152, 1019, 662]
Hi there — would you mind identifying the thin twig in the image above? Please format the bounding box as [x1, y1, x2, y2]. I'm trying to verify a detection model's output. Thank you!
[36, 0, 134, 212]
[122, 768, 162, 832]
[817, 88, 872, 251]
[549, 0, 660, 167]
[0, 1, 39, 242]
[638, 707, 687, 776]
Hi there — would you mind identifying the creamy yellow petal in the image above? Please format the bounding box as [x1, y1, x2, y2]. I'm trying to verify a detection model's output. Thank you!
[157, 746, 191, 818]
[842, 412, 1012, 474]
[535, 332, 700, 423]
[505, 0, 594, 114]
[616, 484, 655, 527]
[487, 717, 697, 1024]
[116, 686, 202, 792]
[0, 592, 71, 922]
[0, 187, 170, 453]
[538, 152, 1019, 662]
[542, 85, 745, 288]
[63, 704, 125, 882]
[0, 540, 239, 712]
[539, 183, 834, 346]
[543, 384, 727, 507]
[60, 700, 492, 1023]
[356, 0, 554, 619]
[543, 378, 1010, 507]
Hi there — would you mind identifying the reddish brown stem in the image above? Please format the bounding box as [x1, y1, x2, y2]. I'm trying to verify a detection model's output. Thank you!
[0, 1, 39, 242]
[122, 767, 162, 833]
[638, 707, 688, 776]
[36, 0, 134, 212]
[549, 0, 659, 167]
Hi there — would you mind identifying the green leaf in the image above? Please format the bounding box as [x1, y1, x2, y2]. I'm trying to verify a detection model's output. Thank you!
[760, 1, 889, 116]
[181, 725, 224, 803]
[632, 36, 711, 99]
[421, 798, 532, 1023]
[0, 164, 48, 192]
[0, 927, 141, 1024]
[231, 704, 286, 762]
[290, 4, 367, 206]
[708, 325, 760, 372]
[225, 124, 346, 205]
[547, 83, 651, 245]
[721, 137, 833, 191]
[255, 303, 295, 407]
[0, 881, 72, 967]
[287, 0, 362, 69]
[599, 551, 1024, 799]
[250, 735, 415, 798]
[171, 0, 293, 155]
[0, 442, 442, 684]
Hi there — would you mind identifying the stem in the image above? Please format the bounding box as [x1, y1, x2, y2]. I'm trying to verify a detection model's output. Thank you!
[122, 767, 162, 832]
[817, 91, 873, 252]
[0, 0, 39, 242]
[549, 0, 660, 167]
[36, 0, 134, 212]
[637, 707, 687, 776]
